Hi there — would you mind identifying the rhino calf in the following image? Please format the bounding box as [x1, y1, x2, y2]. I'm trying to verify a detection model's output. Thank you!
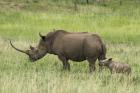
[99, 58, 131, 74]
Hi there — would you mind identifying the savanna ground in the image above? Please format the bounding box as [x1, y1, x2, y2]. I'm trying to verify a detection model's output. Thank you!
[0, 0, 140, 93]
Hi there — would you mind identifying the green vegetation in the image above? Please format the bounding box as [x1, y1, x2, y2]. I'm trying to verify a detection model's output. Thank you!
[0, 0, 140, 93]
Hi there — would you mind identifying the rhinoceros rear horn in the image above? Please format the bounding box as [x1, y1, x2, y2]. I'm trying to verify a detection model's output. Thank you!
[10, 41, 29, 55]
[39, 32, 46, 40]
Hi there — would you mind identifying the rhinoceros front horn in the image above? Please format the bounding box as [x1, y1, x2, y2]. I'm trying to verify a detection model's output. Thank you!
[10, 41, 29, 55]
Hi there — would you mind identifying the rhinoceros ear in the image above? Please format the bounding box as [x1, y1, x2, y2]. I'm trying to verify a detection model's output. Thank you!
[39, 32, 46, 41]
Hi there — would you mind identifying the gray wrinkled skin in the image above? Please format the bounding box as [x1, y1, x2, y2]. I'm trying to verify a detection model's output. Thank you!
[11, 30, 107, 72]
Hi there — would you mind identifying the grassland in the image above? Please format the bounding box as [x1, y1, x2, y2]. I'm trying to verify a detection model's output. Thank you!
[0, 1, 140, 93]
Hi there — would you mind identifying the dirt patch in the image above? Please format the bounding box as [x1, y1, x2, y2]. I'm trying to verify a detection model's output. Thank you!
[0, 2, 26, 10]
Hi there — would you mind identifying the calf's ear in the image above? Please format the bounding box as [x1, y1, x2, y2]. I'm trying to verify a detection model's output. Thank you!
[30, 45, 35, 50]
[108, 58, 112, 61]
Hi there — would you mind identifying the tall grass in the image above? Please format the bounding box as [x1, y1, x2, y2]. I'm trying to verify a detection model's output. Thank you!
[0, 40, 140, 93]
[0, 1, 140, 93]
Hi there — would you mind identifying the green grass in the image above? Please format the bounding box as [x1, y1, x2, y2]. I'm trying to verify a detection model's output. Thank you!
[0, 1, 140, 93]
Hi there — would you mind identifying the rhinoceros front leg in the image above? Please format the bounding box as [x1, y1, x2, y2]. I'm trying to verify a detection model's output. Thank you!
[87, 58, 97, 73]
[58, 56, 70, 71]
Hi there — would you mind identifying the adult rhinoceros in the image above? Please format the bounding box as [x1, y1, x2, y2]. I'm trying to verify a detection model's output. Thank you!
[10, 30, 106, 72]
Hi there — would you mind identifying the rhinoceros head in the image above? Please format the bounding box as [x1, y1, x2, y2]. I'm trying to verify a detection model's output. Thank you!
[10, 34, 48, 62]
[10, 32, 55, 62]
[10, 41, 46, 62]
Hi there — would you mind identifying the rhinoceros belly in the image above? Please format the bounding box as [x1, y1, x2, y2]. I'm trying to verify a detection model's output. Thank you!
[69, 55, 86, 62]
